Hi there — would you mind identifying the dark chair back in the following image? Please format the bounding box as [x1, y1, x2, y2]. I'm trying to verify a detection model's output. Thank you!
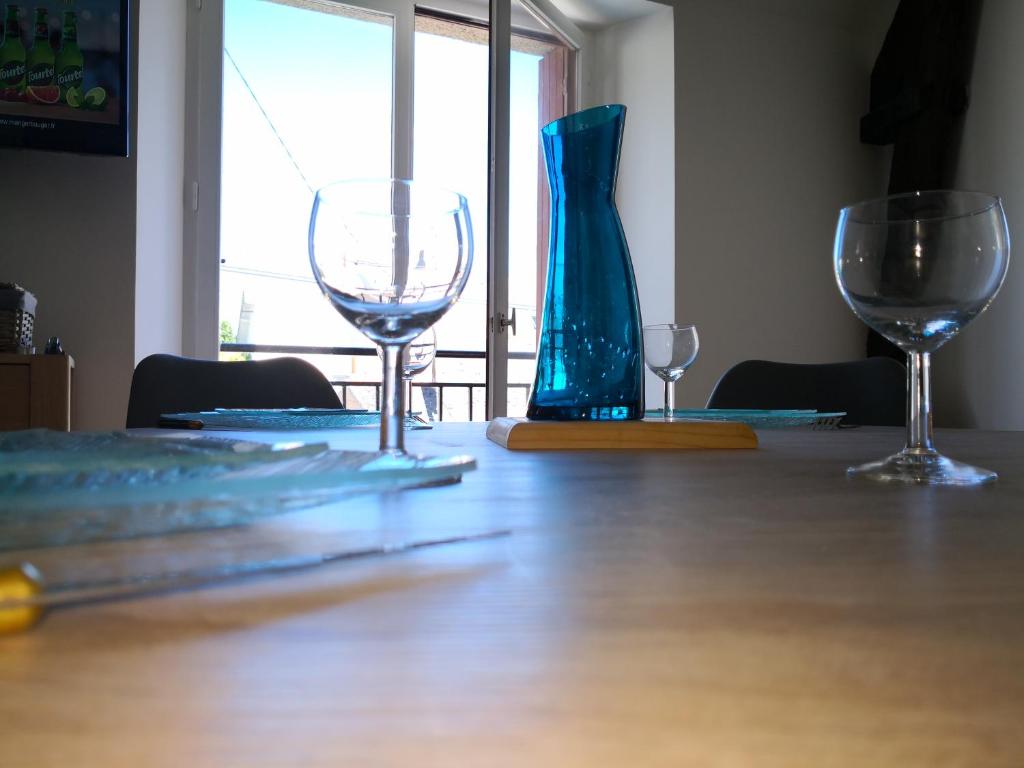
[706, 358, 906, 426]
[126, 354, 342, 428]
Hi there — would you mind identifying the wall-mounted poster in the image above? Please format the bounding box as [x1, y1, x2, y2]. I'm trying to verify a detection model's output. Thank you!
[0, 0, 129, 156]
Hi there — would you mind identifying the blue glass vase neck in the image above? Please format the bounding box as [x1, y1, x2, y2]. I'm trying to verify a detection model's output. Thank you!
[527, 104, 645, 422]
[542, 105, 624, 189]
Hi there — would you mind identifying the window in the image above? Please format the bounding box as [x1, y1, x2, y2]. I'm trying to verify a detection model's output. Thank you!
[189, 0, 581, 420]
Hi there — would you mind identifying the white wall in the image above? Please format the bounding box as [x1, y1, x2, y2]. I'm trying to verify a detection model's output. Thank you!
[135, 0, 185, 364]
[590, 5, 675, 407]
[934, 0, 1024, 430]
[672, 0, 892, 406]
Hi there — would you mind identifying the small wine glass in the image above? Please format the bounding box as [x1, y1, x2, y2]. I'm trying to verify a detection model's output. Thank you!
[834, 189, 1010, 485]
[379, 328, 436, 414]
[643, 324, 699, 421]
[309, 179, 472, 454]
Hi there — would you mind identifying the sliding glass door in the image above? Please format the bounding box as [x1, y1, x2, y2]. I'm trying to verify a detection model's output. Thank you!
[219, 0, 396, 394]
[414, 3, 573, 418]
[187, 0, 577, 420]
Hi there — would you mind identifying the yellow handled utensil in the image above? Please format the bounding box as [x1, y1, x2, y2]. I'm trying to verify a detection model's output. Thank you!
[0, 530, 510, 635]
[0, 563, 45, 634]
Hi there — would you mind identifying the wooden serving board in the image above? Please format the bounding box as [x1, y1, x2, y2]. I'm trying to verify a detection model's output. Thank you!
[486, 417, 758, 451]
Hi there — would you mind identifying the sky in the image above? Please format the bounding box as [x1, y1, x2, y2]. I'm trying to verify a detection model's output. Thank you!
[219, 0, 545, 379]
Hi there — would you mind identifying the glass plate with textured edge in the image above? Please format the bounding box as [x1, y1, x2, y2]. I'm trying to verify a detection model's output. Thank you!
[160, 409, 432, 431]
[0, 430, 328, 493]
[0, 432, 476, 551]
[644, 409, 846, 429]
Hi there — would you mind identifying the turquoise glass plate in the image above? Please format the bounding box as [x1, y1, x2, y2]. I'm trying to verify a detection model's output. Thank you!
[644, 409, 846, 429]
[0, 430, 474, 551]
[160, 408, 432, 431]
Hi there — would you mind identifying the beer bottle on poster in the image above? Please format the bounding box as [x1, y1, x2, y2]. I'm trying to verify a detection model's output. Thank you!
[25, 8, 53, 91]
[0, 5, 27, 101]
[55, 10, 82, 104]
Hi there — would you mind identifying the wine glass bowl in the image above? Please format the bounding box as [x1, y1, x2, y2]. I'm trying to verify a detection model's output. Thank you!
[643, 324, 699, 421]
[834, 189, 1010, 484]
[309, 179, 472, 453]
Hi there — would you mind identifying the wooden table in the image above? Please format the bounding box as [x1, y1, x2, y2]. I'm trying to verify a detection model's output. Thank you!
[1, 425, 1023, 766]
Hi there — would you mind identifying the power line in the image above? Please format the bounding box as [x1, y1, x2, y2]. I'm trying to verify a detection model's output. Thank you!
[224, 46, 315, 195]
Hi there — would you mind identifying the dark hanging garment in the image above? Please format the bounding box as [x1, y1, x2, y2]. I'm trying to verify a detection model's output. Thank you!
[859, 0, 984, 359]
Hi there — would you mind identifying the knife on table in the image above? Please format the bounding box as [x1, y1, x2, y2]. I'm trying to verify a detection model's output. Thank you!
[0, 529, 510, 635]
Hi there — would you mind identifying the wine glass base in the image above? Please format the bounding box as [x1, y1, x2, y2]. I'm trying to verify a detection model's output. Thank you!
[847, 450, 997, 486]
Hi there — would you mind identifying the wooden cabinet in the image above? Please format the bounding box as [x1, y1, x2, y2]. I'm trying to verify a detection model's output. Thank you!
[0, 354, 74, 431]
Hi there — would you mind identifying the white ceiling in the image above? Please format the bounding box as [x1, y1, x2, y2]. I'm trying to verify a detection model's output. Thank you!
[550, 0, 898, 35]
[552, 0, 667, 29]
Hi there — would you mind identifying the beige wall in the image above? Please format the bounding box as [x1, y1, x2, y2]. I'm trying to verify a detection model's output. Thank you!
[934, 0, 1024, 429]
[0, 150, 137, 430]
[0, 0, 184, 430]
[672, 0, 892, 406]
[0, 1, 140, 430]
[591, 4, 675, 407]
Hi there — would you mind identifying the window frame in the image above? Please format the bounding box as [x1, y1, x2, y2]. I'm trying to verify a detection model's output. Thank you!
[183, 0, 585, 414]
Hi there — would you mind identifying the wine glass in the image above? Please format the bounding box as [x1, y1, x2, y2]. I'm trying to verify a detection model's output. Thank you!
[309, 179, 472, 454]
[403, 327, 437, 377]
[379, 328, 436, 414]
[834, 190, 1010, 485]
[643, 324, 699, 421]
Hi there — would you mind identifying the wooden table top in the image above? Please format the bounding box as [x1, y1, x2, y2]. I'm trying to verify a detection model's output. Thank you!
[2, 424, 1023, 766]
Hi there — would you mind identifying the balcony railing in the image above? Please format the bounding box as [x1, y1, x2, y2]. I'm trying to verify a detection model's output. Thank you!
[220, 343, 534, 422]
[333, 381, 531, 421]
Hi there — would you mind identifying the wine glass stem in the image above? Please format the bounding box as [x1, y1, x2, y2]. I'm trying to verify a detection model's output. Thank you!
[906, 351, 935, 454]
[380, 344, 406, 454]
[665, 379, 675, 421]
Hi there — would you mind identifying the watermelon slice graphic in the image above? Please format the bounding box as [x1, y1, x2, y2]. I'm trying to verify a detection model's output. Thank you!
[26, 86, 60, 105]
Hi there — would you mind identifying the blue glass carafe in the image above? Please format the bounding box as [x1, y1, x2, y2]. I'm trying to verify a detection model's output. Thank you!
[527, 104, 645, 421]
